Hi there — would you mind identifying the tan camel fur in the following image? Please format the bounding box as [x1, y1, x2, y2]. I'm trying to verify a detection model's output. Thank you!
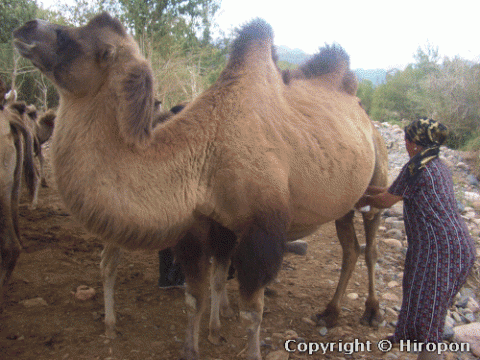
[14, 14, 388, 360]
[0, 101, 37, 307]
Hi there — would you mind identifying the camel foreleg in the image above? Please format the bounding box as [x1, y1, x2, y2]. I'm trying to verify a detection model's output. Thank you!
[176, 231, 211, 360]
[233, 218, 286, 360]
[209, 258, 234, 345]
[100, 244, 121, 339]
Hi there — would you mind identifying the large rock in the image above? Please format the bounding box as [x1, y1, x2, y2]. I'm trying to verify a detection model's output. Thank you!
[453, 322, 480, 357]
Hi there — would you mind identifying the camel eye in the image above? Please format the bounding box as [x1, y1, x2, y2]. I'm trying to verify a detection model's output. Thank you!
[56, 30, 71, 50]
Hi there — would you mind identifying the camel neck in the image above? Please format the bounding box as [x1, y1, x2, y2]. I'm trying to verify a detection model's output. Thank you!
[50, 95, 210, 250]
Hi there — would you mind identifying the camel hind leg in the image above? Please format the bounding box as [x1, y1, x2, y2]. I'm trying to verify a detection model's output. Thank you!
[359, 210, 383, 326]
[314, 210, 360, 327]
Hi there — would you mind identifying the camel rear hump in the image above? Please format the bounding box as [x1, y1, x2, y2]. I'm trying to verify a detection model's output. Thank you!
[284, 44, 358, 95]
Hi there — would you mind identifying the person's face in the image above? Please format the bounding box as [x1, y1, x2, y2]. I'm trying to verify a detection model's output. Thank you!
[405, 136, 422, 158]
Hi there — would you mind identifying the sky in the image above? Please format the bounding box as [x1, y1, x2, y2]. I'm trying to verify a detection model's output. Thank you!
[213, 0, 480, 70]
[38, 0, 480, 70]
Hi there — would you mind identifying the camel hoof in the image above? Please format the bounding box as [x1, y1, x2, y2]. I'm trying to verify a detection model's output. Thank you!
[220, 306, 235, 318]
[180, 347, 199, 360]
[360, 309, 383, 327]
[105, 328, 117, 339]
[312, 310, 339, 328]
[208, 332, 227, 345]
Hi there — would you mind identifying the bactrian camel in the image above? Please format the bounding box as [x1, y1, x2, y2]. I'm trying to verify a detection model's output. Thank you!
[0, 99, 37, 306]
[13, 13, 388, 360]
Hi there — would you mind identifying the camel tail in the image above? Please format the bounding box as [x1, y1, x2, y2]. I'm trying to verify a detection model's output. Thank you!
[229, 18, 274, 66]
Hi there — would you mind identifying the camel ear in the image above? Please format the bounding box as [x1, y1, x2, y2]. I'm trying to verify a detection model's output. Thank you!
[117, 61, 154, 146]
[97, 43, 117, 67]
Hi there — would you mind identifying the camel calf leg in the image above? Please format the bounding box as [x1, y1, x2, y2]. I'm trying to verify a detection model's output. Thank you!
[100, 244, 121, 339]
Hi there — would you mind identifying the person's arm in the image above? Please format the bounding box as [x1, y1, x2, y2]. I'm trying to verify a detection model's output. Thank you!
[365, 185, 388, 195]
[357, 190, 402, 209]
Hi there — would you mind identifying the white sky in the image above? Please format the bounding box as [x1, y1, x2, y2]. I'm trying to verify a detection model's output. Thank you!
[39, 0, 480, 70]
[214, 0, 480, 69]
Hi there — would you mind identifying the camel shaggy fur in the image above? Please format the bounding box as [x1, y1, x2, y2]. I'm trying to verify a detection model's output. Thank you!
[14, 14, 387, 360]
[3, 93, 55, 206]
[24, 104, 56, 187]
[0, 101, 37, 306]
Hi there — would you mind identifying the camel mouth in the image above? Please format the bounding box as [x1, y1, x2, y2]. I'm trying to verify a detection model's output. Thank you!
[13, 39, 51, 73]
[13, 39, 35, 59]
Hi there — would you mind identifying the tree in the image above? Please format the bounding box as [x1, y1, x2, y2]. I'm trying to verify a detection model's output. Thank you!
[116, 0, 220, 56]
[370, 66, 428, 122]
[424, 58, 480, 148]
[0, 0, 37, 43]
[356, 79, 374, 115]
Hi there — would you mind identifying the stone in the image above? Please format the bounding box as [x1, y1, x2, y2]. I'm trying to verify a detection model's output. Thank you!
[382, 293, 400, 302]
[453, 322, 480, 357]
[73, 285, 96, 301]
[467, 298, 480, 313]
[381, 238, 403, 249]
[456, 162, 469, 171]
[285, 240, 308, 256]
[347, 293, 359, 300]
[443, 324, 454, 340]
[385, 229, 403, 240]
[467, 174, 479, 186]
[387, 280, 399, 288]
[319, 326, 328, 336]
[301, 317, 316, 326]
[20, 297, 48, 307]
[283, 330, 298, 340]
[266, 350, 289, 360]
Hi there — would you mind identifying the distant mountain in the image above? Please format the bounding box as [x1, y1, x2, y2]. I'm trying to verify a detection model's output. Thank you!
[275, 45, 387, 86]
[354, 69, 387, 86]
[275, 45, 310, 65]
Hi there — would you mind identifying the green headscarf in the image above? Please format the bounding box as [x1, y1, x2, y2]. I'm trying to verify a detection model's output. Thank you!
[404, 118, 448, 181]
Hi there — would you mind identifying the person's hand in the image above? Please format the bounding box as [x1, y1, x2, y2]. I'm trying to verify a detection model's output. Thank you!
[355, 195, 370, 210]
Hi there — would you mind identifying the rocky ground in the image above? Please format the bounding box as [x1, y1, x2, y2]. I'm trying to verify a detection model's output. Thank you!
[0, 121, 479, 360]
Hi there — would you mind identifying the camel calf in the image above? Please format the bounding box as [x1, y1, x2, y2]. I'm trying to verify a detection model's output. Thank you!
[14, 14, 387, 360]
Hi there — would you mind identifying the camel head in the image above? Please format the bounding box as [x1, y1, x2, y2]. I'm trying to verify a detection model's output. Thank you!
[13, 12, 154, 145]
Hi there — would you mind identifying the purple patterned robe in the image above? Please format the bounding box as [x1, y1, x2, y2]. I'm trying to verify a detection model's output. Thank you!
[388, 157, 476, 343]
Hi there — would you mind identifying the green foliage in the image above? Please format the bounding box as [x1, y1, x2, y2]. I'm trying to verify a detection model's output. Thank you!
[356, 79, 374, 114]
[0, 0, 227, 110]
[370, 65, 429, 122]
[0, 0, 37, 43]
